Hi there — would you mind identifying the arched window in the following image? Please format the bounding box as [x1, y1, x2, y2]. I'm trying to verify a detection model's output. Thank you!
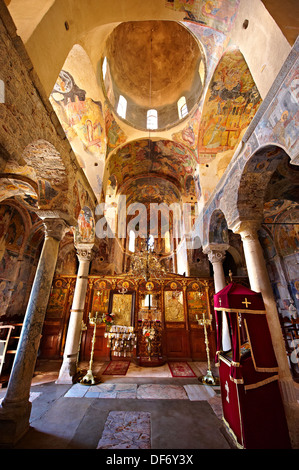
[177, 96, 188, 119]
[164, 230, 171, 253]
[129, 229, 135, 252]
[117, 95, 127, 119]
[147, 109, 158, 130]
[102, 56, 107, 79]
[144, 294, 152, 308]
[147, 234, 155, 251]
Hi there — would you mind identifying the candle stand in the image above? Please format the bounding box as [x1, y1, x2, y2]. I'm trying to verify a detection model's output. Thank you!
[196, 312, 219, 386]
[80, 311, 103, 385]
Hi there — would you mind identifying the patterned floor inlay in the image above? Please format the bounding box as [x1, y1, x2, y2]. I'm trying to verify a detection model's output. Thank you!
[97, 411, 151, 449]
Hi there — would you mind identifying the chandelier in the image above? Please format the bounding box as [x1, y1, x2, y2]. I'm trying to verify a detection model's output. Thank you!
[130, 237, 166, 281]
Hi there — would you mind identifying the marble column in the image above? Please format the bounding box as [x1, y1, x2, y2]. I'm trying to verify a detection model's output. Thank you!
[233, 219, 299, 447]
[204, 244, 231, 351]
[0, 217, 69, 447]
[56, 243, 94, 384]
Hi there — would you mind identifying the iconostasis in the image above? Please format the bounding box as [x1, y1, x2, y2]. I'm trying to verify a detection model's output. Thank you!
[41, 274, 216, 364]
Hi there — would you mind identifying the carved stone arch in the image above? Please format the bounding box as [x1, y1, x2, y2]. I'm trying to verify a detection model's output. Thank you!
[20, 139, 77, 221]
[238, 145, 290, 216]
[223, 144, 293, 229]
[0, 174, 38, 207]
[21, 139, 68, 188]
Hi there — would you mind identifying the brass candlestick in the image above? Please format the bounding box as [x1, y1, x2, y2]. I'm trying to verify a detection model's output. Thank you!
[80, 311, 103, 385]
[75, 320, 87, 377]
[196, 312, 218, 386]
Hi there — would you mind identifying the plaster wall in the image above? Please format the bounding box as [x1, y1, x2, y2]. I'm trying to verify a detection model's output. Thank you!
[229, 0, 291, 99]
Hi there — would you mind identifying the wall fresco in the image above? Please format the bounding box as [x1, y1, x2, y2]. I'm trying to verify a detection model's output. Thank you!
[208, 209, 229, 244]
[197, 49, 261, 157]
[0, 204, 28, 317]
[254, 60, 299, 158]
[50, 70, 105, 157]
[104, 104, 127, 156]
[107, 139, 197, 199]
[165, 0, 240, 34]
[0, 178, 38, 209]
[74, 205, 95, 245]
[124, 177, 182, 207]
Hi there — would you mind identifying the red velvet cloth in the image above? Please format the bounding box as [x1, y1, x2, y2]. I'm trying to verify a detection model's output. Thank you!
[219, 359, 243, 446]
[220, 355, 291, 448]
[216, 283, 291, 449]
[214, 282, 265, 311]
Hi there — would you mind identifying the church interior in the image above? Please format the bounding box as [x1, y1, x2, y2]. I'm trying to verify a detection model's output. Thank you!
[0, 0, 298, 451]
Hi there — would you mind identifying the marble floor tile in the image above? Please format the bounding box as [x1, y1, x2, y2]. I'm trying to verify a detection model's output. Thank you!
[64, 383, 90, 398]
[137, 384, 188, 400]
[183, 384, 216, 401]
[115, 384, 137, 399]
[97, 411, 151, 449]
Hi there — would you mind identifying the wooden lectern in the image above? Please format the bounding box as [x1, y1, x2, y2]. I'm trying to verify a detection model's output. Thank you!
[214, 282, 291, 449]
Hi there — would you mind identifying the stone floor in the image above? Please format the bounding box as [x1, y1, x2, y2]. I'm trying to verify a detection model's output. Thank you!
[0, 359, 238, 451]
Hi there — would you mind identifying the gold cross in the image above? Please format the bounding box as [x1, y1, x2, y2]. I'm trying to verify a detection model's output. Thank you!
[242, 298, 251, 308]
[219, 298, 222, 306]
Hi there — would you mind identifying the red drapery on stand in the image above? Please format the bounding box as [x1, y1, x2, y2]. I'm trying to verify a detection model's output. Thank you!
[213, 282, 291, 449]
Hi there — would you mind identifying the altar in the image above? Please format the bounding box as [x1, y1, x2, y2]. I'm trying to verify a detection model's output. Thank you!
[40, 274, 219, 364]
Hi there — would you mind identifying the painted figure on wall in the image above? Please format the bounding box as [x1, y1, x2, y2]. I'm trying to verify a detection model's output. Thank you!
[50, 70, 105, 155]
[197, 49, 261, 156]
[166, 0, 240, 34]
[74, 206, 95, 244]
[209, 210, 229, 244]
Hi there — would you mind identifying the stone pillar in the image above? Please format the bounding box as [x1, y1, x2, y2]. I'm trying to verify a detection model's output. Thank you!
[0, 217, 69, 448]
[56, 243, 94, 384]
[233, 220, 299, 447]
[204, 244, 231, 351]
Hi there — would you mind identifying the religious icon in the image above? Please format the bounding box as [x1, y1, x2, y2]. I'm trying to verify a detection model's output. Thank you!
[111, 293, 133, 326]
[146, 281, 154, 291]
[164, 291, 184, 322]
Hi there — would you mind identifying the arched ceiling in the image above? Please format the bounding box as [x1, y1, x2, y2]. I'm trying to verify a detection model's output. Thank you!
[5, 0, 296, 210]
[102, 21, 205, 130]
[105, 21, 202, 109]
[105, 139, 198, 200]
[123, 176, 182, 208]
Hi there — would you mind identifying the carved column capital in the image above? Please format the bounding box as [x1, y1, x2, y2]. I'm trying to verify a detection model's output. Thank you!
[207, 250, 226, 264]
[75, 243, 95, 262]
[42, 218, 69, 241]
[232, 219, 261, 241]
[203, 244, 229, 265]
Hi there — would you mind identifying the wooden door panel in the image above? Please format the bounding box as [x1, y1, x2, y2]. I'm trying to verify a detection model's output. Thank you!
[165, 327, 190, 358]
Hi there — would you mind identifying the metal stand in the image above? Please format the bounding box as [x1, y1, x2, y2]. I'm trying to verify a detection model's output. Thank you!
[80, 311, 102, 385]
[196, 312, 219, 386]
